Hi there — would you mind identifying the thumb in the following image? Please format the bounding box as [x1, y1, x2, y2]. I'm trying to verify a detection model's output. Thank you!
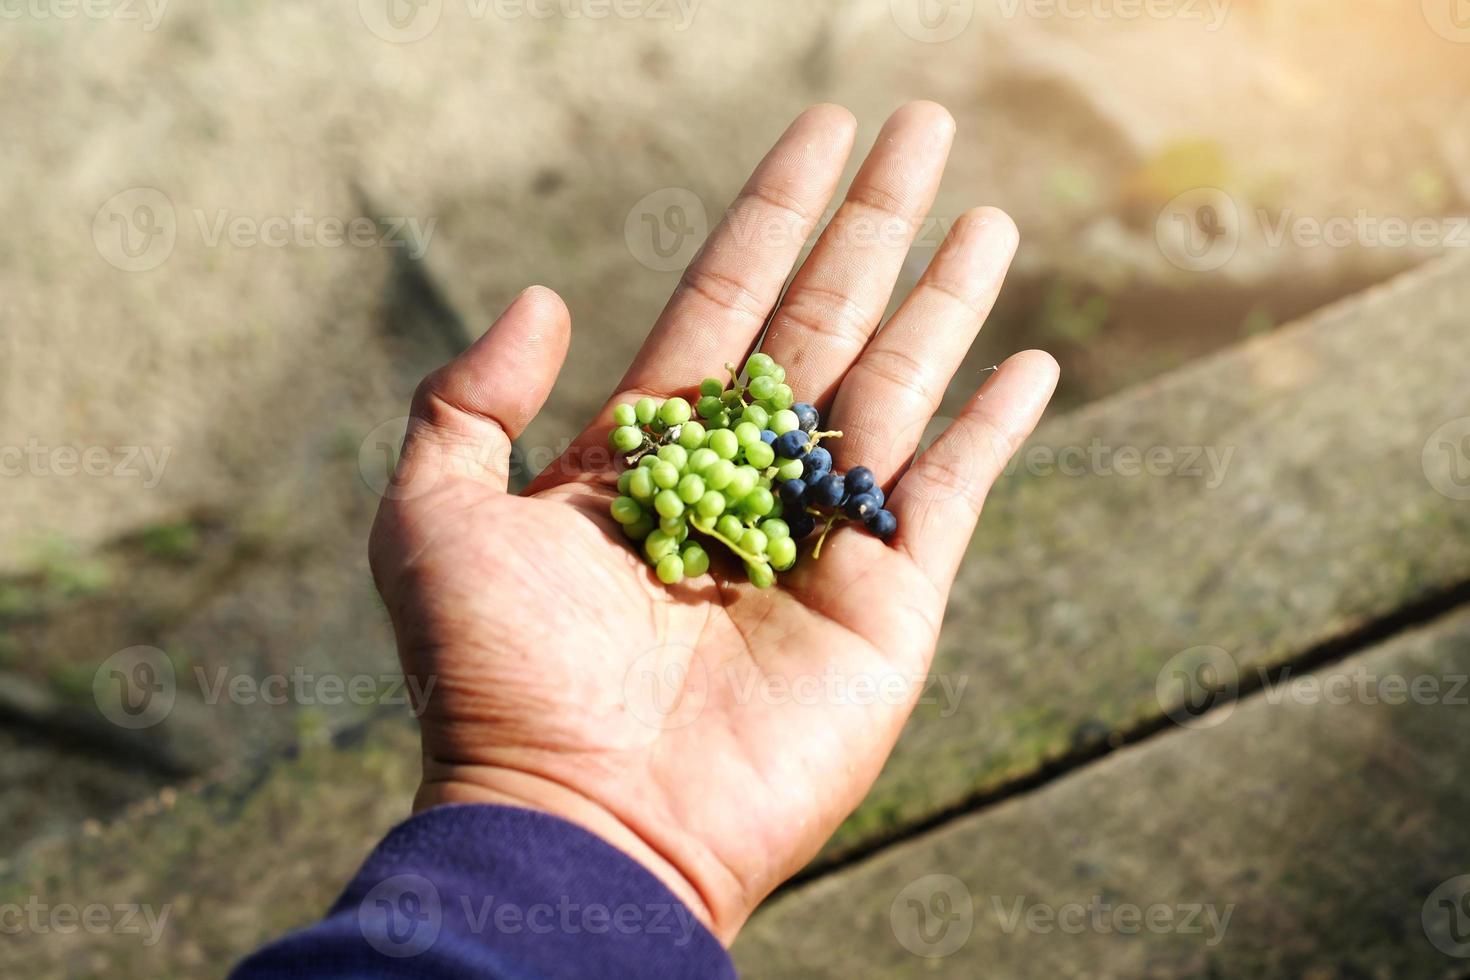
[397, 285, 571, 495]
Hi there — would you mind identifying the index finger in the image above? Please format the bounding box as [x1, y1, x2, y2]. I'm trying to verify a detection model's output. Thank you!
[616, 103, 856, 396]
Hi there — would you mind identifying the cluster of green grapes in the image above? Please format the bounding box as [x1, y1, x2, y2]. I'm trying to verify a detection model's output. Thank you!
[607, 352, 896, 587]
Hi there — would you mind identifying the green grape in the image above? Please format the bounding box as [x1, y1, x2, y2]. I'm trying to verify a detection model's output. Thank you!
[774, 457, 804, 481]
[726, 465, 759, 500]
[743, 441, 775, 469]
[769, 497, 784, 518]
[771, 409, 800, 435]
[659, 397, 692, 425]
[699, 377, 725, 397]
[652, 461, 680, 489]
[734, 421, 762, 446]
[681, 543, 710, 578]
[656, 554, 685, 584]
[657, 443, 689, 470]
[617, 470, 634, 494]
[716, 514, 745, 541]
[677, 474, 706, 504]
[638, 454, 660, 469]
[740, 528, 769, 555]
[745, 353, 776, 377]
[623, 515, 654, 541]
[611, 426, 644, 452]
[628, 468, 655, 501]
[611, 496, 643, 524]
[710, 409, 732, 429]
[741, 486, 775, 518]
[612, 403, 637, 427]
[660, 515, 688, 538]
[721, 389, 745, 406]
[708, 429, 739, 460]
[741, 404, 770, 430]
[760, 518, 790, 540]
[769, 384, 795, 410]
[767, 536, 797, 571]
[703, 459, 735, 490]
[644, 529, 678, 561]
[635, 397, 659, 424]
[745, 561, 776, 589]
[748, 375, 777, 401]
[678, 421, 706, 450]
[696, 395, 724, 419]
[769, 365, 786, 384]
[696, 490, 726, 519]
[654, 489, 685, 519]
[687, 448, 718, 474]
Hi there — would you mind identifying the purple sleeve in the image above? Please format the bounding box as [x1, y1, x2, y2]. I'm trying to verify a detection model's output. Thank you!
[231, 803, 737, 979]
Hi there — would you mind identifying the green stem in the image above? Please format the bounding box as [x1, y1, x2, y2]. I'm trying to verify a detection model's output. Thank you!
[810, 511, 846, 560]
[690, 515, 770, 566]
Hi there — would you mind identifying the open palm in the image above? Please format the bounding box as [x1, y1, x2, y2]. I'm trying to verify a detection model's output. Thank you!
[368, 102, 1058, 943]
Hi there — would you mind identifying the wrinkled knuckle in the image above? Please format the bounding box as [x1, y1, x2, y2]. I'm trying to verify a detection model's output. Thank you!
[779, 287, 874, 353]
[854, 348, 935, 406]
[678, 267, 767, 323]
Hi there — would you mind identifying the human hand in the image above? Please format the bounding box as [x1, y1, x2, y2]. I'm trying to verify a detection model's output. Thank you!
[368, 101, 1059, 944]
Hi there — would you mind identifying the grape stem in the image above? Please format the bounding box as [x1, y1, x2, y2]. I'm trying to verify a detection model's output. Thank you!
[623, 425, 684, 466]
[689, 515, 770, 566]
[809, 511, 847, 560]
[808, 429, 844, 450]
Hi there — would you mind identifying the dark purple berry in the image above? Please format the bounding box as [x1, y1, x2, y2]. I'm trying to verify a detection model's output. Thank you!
[760, 428, 777, 445]
[867, 509, 898, 540]
[844, 492, 880, 520]
[802, 446, 832, 480]
[779, 478, 807, 509]
[812, 472, 846, 507]
[787, 512, 817, 540]
[846, 466, 875, 495]
[774, 429, 808, 459]
[793, 402, 820, 432]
